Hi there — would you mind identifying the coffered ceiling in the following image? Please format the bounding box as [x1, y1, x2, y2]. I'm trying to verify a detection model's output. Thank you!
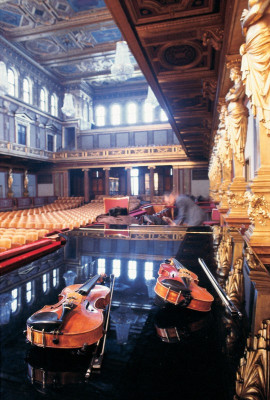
[0, 0, 247, 162]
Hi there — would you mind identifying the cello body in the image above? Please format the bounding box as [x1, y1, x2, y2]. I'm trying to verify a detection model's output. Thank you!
[26, 275, 111, 349]
[154, 258, 214, 312]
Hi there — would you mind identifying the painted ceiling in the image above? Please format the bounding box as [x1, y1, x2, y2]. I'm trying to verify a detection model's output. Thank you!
[0, 0, 143, 86]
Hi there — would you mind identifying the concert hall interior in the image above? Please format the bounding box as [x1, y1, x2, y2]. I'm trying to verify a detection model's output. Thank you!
[0, 1, 270, 399]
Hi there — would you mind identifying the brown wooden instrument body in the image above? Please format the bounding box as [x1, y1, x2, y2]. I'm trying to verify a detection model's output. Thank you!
[154, 259, 214, 312]
[26, 280, 110, 349]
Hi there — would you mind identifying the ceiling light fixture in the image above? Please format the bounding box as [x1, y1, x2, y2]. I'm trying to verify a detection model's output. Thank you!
[111, 41, 134, 82]
[61, 93, 76, 117]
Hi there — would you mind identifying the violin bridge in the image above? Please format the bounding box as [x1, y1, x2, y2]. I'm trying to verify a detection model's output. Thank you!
[175, 291, 182, 305]
[165, 287, 171, 301]
[42, 329, 46, 348]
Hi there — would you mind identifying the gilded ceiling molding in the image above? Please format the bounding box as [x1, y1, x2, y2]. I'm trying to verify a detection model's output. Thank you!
[202, 27, 224, 51]
[234, 319, 270, 400]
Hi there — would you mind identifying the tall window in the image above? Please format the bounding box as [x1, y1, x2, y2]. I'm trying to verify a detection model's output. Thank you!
[98, 258, 106, 274]
[143, 103, 153, 123]
[128, 260, 137, 280]
[95, 105, 105, 126]
[52, 269, 59, 287]
[40, 87, 48, 112]
[112, 259, 121, 278]
[42, 273, 50, 293]
[26, 281, 34, 303]
[131, 168, 139, 195]
[23, 78, 32, 104]
[127, 102, 137, 124]
[47, 134, 54, 152]
[51, 93, 58, 116]
[111, 103, 121, 125]
[160, 108, 168, 121]
[17, 124, 26, 145]
[11, 288, 19, 313]
[7, 68, 18, 97]
[144, 262, 154, 280]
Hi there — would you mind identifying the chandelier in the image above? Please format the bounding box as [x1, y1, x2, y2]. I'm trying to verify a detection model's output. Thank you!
[61, 93, 76, 117]
[0, 61, 8, 96]
[111, 41, 134, 82]
[145, 86, 159, 108]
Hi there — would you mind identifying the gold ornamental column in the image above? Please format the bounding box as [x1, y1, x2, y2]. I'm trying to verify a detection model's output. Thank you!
[82, 169, 90, 203]
[217, 104, 233, 224]
[125, 167, 131, 196]
[7, 168, 14, 198]
[103, 167, 110, 196]
[240, 1, 270, 246]
[224, 62, 250, 227]
[172, 166, 180, 194]
[148, 166, 155, 203]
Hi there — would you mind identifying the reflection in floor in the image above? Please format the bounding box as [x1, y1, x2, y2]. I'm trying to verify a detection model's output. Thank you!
[0, 226, 250, 400]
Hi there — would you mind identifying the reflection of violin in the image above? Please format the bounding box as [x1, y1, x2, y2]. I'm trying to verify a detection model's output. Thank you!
[154, 307, 210, 343]
[26, 274, 111, 349]
[154, 258, 214, 312]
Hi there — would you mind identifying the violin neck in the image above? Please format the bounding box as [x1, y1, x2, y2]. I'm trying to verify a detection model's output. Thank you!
[171, 258, 186, 271]
[77, 274, 100, 296]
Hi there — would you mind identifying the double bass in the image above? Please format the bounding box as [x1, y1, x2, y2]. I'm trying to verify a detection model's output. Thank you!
[26, 274, 111, 349]
[154, 258, 214, 312]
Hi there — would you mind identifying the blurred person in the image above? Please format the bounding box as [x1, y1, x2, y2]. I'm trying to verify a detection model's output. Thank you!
[163, 192, 206, 226]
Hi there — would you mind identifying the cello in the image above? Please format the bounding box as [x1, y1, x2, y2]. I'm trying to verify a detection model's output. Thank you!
[26, 274, 111, 349]
[154, 258, 214, 312]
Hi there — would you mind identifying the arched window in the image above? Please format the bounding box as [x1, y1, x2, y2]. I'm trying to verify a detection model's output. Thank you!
[40, 87, 48, 112]
[144, 261, 154, 280]
[95, 105, 105, 126]
[52, 268, 59, 288]
[51, 93, 58, 116]
[127, 102, 137, 124]
[98, 258, 106, 275]
[7, 68, 18, 97]
[23, 77, 32, 104]
[160, 108, 168, 121]
[42, 273, 50, 293]
[111, 103, 121, 125]
[143, 103, 153, 123]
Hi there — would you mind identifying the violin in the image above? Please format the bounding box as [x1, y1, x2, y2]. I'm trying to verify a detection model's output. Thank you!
[26, 274, 111, 349]
[154, 258, 214, 312]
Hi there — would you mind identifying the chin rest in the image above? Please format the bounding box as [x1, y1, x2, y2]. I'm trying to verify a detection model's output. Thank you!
[27, 312, 63, 332]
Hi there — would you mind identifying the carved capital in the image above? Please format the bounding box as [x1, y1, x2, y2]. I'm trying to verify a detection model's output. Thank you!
[202, 27, 224, 51]
[227, 191, 248, 208]
[202, 79, 217, 101]
[245, 192, 270, 225]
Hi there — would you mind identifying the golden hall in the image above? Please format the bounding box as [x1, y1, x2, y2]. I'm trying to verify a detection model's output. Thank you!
[0, 1, 269, 399]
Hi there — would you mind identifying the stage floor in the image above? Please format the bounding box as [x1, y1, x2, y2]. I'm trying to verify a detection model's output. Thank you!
[0, 225, 252, 400]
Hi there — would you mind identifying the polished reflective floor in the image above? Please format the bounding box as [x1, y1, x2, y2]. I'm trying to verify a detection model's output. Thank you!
[0, 225, 250, 400]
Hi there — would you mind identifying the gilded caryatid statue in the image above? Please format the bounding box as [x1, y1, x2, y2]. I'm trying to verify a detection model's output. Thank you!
[7, 168, 13, 198]
[8, 168, 13, 189]
[225, 66, 249, 165]
[24, 170, 29, 190]
[240, 0, 270, 132]
[23, 170, 29, 197]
